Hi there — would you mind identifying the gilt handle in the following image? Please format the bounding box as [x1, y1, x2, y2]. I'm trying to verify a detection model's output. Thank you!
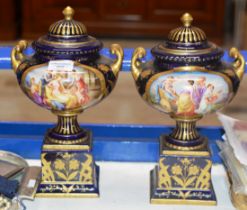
[229, 47, 245, 81]
[131, 47, 146, 81]
[110, 44, 123, 77]
[11, 40, 28, 73]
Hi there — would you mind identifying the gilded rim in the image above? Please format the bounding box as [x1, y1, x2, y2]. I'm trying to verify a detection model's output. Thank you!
[46, 136, 88, 145]
[36, 193, 99, 198]
[36, 36, 100, 47]
[158, 42, 217, 56]
[163, 138, 206, 151]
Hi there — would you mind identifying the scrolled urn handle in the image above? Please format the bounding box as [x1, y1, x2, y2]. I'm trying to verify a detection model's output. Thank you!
[229, 47, 245, 81]
[131, 47, 146, 81]
[110, 44, 124, 77]
[11, 40, 28, 73]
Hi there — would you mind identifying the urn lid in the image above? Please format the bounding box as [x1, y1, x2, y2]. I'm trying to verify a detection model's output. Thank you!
[32, 6, 103, 61]
[151, 13, 224, 65]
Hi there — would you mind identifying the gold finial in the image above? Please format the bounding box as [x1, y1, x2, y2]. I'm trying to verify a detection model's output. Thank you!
[181, 13, 193, 27]
[63, 6, 74, 21]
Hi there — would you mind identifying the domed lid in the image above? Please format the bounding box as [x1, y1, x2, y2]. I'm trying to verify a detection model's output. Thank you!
[167, 13, 207, 43]
[151, 13, 224, 65]
[49, 6, 87, 37]
[32, 6, 102, 62]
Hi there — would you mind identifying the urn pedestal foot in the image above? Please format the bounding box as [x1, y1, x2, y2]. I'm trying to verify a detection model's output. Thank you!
[36, 115, 99, 198]
[150, 136, 216, 205]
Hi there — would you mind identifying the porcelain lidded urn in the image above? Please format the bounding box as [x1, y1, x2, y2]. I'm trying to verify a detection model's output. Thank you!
[11, 6, 123, 197]
[131, 13, 245, 205]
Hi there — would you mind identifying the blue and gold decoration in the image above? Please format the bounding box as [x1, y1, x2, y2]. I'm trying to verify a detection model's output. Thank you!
[131, 13, 245, 205]
[37, 114, 99, 197]
[11, 6, 123, 197]
[39, 149, 99, 196]
[150, 137, 216, 205]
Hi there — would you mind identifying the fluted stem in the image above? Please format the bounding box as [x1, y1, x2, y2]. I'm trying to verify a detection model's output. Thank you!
[170, 120, 200, 141]
[53, 115, 82, 135]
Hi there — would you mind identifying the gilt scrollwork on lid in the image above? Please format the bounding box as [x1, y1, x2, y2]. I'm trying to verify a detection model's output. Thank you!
[151, 13, 224, 65]
[49, 6, 87, 37]
[31, 6, 103, 62]
[167, 13, 206, 43]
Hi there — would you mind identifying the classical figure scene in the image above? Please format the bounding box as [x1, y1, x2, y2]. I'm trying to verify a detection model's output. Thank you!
[24, 67, 102, 111]
[150, 72, 230, 116]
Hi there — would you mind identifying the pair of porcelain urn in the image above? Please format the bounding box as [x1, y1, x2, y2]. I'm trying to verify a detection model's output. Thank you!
[11, 6, 245, 205]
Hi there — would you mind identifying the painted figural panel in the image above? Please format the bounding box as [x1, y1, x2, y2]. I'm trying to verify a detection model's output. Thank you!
[22, 64, 104, 111]
[149, 71, 231, 116]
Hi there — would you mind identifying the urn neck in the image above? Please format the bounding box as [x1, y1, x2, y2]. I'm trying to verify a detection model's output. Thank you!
[170, 120, 200, 141]
[164, 117, 206, 151]
[54, 115, 82, 136]
[45, 113, 89, 146]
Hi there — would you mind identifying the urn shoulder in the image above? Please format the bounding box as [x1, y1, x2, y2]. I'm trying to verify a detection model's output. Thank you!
[131, 13, 245, 117]
[11, 6, 123, 113]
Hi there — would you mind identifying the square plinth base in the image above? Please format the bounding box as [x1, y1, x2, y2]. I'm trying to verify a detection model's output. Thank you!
[150, 136, 217, 205]
[36, 131, 99, 198]
[150, 166, 216, 205]
[36, 165, 99, 198]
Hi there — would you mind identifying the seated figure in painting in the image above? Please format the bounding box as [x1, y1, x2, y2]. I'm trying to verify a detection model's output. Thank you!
[176, 80, 195, 116]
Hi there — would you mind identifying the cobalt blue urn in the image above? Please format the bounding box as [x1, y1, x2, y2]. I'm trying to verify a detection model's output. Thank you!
[11, 6, 123, 197]
[131, 13, 245, 205]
